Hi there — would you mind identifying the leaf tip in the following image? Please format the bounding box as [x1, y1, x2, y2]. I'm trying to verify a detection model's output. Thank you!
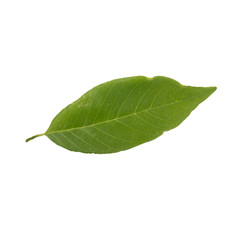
[207, 86, 217, 96]
[210, 86, 217, 92]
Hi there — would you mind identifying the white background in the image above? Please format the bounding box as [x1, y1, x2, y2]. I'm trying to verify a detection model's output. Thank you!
[0, 0, 239, 239]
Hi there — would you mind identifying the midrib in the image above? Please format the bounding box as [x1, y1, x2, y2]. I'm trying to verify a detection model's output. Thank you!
[45, 94, 200, 136]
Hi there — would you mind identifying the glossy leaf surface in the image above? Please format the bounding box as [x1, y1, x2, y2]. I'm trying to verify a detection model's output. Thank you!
[26, 76, 216, 153]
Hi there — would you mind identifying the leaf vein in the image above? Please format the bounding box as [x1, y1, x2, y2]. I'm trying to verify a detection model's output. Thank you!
[93, 126, 136, 143]
[93, 82, 116, 124]
[83, 128, 114, 150]
[116, 80, 144, 117]
[135, 113, 158, 129]
[116, 119, 142, 134]
[59, 133, 81, 150]
[146, 110, 174, 123]
[134, 81, 153, 112]
[70, 131, 96, 150]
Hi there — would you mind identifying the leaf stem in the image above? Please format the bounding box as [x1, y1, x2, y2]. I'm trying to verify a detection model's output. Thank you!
[25, 133, 45, 142]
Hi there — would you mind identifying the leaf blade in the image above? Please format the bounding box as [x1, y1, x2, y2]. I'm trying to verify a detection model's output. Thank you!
[41, 76, 216, 153]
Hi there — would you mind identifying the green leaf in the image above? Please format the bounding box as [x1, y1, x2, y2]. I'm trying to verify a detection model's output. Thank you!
[26, 76, 216, 154]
